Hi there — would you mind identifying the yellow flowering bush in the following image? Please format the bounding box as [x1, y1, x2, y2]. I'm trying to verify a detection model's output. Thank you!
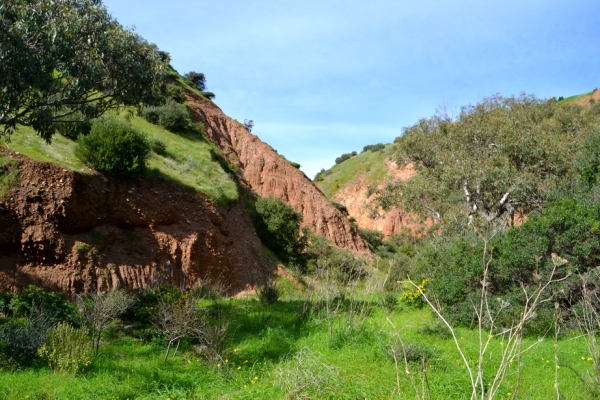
[38, 322, 94, 374]
[400, 279, 430, 309]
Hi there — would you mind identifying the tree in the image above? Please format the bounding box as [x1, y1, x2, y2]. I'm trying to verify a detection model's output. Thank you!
[184, 71, 206, 91]
[184, 71, 215, 99]
[77, 290, 132, 355]
[254, 196, 307, 263]
[0, 0, 168, 142]
[377, 94, 598, 231]
[243, 119, 254, 132]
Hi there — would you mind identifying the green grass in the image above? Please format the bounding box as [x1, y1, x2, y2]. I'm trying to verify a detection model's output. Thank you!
[559, 90, 596, 104]
[0, 112, 238, 204]
[0, 278, 596, 399]
[316, 144, 396, 199]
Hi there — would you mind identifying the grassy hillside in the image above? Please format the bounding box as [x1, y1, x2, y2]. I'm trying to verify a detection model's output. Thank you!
[0, 109, 238, 204]
[315, 144, 396, 199]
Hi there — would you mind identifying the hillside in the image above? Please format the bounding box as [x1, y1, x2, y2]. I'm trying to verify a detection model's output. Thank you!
[0, 72, 370, 294]
[315, 145, 428, 238]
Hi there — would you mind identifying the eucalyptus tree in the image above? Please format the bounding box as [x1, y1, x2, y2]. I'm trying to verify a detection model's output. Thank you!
[377, 94, 597, 232]
[0, 0, 168, 142]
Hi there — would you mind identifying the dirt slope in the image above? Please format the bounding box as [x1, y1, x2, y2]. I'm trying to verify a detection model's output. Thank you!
[331, 161, 429, 238]
[187, 95, 370, 254]
[0, 153, 271, 294]
[574, 88, 600, 106]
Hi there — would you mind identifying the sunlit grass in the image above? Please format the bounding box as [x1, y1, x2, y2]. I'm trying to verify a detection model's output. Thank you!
[0, 279, 595, 400]
[0, 112, 238, 204]
[316, 144, 396, 199]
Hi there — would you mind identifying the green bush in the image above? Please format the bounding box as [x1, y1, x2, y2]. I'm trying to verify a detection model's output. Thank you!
[149, 138, 167, 155]
[0, 306, 56, 367]
[166, 84, 186, 103]
[8, 285, 77, 322]
[362, 143, 385, 153]
[253, 197, 307, 264]
[38, 322, 94, 374]
[0, 154, 19, 199]
[140, 101, 191, 132]
[257, 281, 280, 304]
[75, 117, 150, 178]
[335, 151, 357, 165]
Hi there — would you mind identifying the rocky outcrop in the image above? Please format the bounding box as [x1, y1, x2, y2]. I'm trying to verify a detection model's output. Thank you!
[331, 161, 430, 238]
[0, 154, 271, 294]
[187, 95, 370, 254]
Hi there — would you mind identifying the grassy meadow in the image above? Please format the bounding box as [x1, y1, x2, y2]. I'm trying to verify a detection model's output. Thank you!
[0, 272, 597, 400]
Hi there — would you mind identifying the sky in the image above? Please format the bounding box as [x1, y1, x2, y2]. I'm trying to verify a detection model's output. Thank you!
[103, 0, 600, 179]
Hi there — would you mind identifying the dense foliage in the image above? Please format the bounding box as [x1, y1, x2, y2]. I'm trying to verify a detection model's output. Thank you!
[335, 151, 357, 165]
[377, 95, 600, 232]
[253, 196, 307, 264]
[140, 101, 192, 133]
[74, 118, 150, 178]
[0, 0, 167, 142]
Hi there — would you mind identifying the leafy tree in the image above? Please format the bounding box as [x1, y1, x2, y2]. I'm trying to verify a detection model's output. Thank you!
[0, 0, 167, 142]
[184, 71, 215, 99]
[254, 196, 307, 263]
[184, 71, 207, 91]
[243, 119, 254, 132]
[378, 94, 599, 231]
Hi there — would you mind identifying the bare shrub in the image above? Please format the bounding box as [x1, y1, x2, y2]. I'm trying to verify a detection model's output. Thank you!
[276, 347, 340, 399]
[155, 296, 204, 363]
[78, 290, 132, 355]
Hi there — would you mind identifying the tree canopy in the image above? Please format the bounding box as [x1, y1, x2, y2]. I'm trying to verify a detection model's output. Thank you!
[375, 94, 600, 231]
[0, 0, 168, 142]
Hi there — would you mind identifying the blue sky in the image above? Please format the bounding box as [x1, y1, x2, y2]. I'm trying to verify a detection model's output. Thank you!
[103, 0, 600, 179]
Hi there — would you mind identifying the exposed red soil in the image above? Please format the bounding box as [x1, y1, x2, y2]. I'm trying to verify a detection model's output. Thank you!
[332, 161, 432, 238]
[0, 153, 272, 294]
[187, 94, 370, 255]
[574, 89, 600, 106]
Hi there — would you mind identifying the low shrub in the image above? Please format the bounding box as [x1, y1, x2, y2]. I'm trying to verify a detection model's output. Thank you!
[0, 306, 56, 367]
[75, 118, 150, 178]
[140, 101, 192, 132]
[335, 151, 357, 165]
[0, 154, 19, 199]
[8, 285, 77, 322]
[167, 84, 186, 103]
[362, 143, 385, 153]
[257, 281, 280, 304]
[38, 322, 94, 374]
[387, 341, 437, 364]
[149, 138, 167, 155]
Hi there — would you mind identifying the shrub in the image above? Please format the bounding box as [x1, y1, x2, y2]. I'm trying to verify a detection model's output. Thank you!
[335, 151, 357, 165]
[38, 322, 94, 374]
[140, 101, 191, 132]
[253, 196, 307, 264]
[167, 84, 186, 103]
[331, 201, 348, 215]
[8, 285, 77, 322]
[362, 143, 385, 153]
[0, 306, 55, 367]
[387, 341, 437, 364]
[290, 161, 301, 169]
[75, 118, 150, 178]
[257, 281, 280, 304]
[358, 228, 384, 252]
[149, 138, 167, 155]
[0, 154, 19, 199]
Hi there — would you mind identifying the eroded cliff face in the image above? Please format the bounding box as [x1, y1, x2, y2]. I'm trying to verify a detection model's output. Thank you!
[331, 161, 430, 238]
[0, 154, 271, 294]
[187, 95, 370, 254]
